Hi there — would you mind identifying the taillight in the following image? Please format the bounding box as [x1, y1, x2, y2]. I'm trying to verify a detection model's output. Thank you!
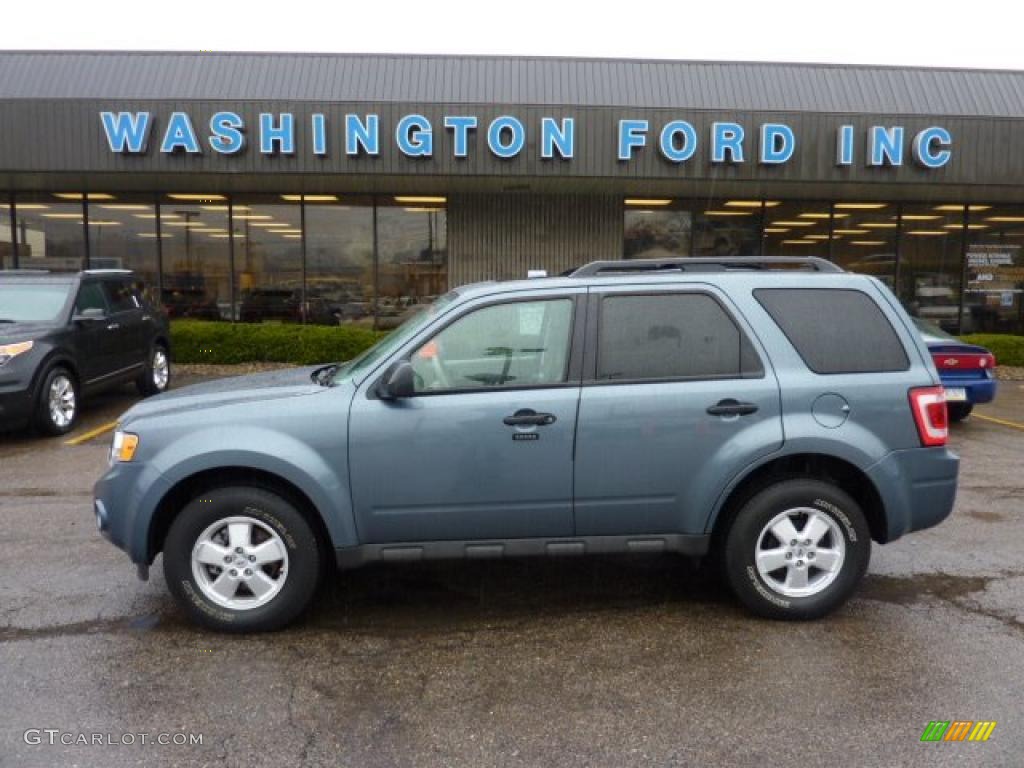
[909, 386, 948, 447]
[931, 352, 997, 371]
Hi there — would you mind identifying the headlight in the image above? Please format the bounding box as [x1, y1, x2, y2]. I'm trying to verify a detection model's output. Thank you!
[109, 430, 139, 464]
[0, 340, 33, 366]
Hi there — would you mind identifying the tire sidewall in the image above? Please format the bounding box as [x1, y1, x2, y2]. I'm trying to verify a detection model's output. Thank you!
[948, 402, 973, 422]
[163, 487, 320, 632]
[138, 342, 170, 396]
[35, 366, 78, 436]
[724, 479, 871, 620]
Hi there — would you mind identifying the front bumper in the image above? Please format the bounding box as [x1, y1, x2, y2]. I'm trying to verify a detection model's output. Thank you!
[0, 382, 34, 430]
[866, 446, 960, 542]
[93, 460, 171, 565]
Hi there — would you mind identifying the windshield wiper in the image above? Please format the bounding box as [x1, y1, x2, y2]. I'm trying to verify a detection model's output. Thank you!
[311, 363, 340, 387]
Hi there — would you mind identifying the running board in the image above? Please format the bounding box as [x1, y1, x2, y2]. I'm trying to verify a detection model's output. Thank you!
[335, 534, 709, 569]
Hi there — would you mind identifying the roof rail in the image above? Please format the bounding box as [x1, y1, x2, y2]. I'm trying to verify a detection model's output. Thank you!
[567, 256, 842, 277]
[83, 268, 134, 275]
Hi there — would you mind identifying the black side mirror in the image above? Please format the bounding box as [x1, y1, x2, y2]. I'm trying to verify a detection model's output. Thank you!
[73, 307, 106, 324]
[376, 361, 416, 400]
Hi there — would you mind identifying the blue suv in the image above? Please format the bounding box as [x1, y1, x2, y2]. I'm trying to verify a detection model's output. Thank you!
[94, 257, 959, 632]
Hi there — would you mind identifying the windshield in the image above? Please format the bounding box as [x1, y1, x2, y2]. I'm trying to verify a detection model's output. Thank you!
[0, 283, 73, 323]
[911, 316, 957, 342]
[336, 291, 459, 383]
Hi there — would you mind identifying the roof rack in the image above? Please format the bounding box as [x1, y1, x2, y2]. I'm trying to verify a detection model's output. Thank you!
[567, 256, 842, 277]
[83, 268, 134, 274]
[0, 268, 52, 275]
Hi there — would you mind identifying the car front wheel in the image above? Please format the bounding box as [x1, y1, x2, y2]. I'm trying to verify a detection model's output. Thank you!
[723, 479, 871, 620]
[163, 487, 322, 632]
[35, 366, 79, 436]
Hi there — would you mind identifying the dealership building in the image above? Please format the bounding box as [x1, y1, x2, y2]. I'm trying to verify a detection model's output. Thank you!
[0, 51, 1022, 333]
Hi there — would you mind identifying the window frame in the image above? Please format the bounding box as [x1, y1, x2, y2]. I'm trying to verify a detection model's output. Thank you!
[584, 288, 766, 386]
[371, 293, 587, 398]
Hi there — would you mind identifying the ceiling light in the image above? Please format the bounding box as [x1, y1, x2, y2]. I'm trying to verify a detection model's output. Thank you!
[797, 213, 832, 219]
[200, 205, 245, 212]
[832, 229, 869, 235]
[13, 203, 50, 210]
[763, 228, 789, 233]
[137, 233, 173, 238]
[163, 222, 205, 228]
[281, 194, 340, 202]
[906, 230, 949, 236]
[933, 204, 992, 212]
[943, 223, 989, 229]
[703, 210, 752, 216]
[209, 233, 236, 239]
[167, 194, 227, 201]
[99, 204, 151, 211]
[248, 222, 285, 228]
[849, 240, 887, 246]
[267, 228, 302, 234]
[403, 207, 444, 213]
[88, 220, 121, 226]
[41, 213, 83, 219]
[803, 234, 829, 240]
[860, 223, 898, 229]
[781, 240, 816, 245]
[985, 216, 1024, 222]
[282, 234, 303, 239]
[394, 196, 447, 204]
[233, 214, 274, 220]
[901, 215, 941, 221]
[770, 221, 816, 227]
[724, 200, 778, 208]
[53, 193, 115, 201]
[834, 203, 888, 209]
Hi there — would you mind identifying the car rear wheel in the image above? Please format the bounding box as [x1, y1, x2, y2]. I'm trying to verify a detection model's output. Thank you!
[34, 366, 79, 436]
[163, 487, 321, 632]
[723, 479, 870, 620]
[137, 343, 170, 396]
[947, 403, 973, 422]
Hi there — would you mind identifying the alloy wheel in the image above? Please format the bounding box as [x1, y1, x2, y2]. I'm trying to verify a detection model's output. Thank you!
[190, 516, 289, 610]
[754, 507, 846, 598]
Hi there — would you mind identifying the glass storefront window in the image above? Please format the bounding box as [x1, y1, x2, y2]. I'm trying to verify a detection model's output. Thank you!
[231, 198, 303, 323]
[13, 194, 87, 271]
[304, 195, 375, 326]
[160, 195, 231, 320]
[1, 197, 13, 269]
[376, 197, 447, 330]
[964, 205, 1024, 334]
[86, 195, 160, 300]
[899, 204, 965, 334]
[624, 200, 691, 258]
[693, 199, 761, 256]
[762, 201, 829, 257]
[830, 202, 898, 289]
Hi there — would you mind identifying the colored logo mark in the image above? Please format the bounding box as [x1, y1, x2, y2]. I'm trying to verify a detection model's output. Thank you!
[920, 721, 997, 742]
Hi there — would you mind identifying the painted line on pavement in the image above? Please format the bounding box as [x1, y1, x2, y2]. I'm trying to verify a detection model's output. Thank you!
[64, 421, 118, 446]
[973, 413, 1024, 432]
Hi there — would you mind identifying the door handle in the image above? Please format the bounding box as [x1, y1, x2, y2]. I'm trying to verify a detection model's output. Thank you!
[503, 409, 557, 427]
[106, 323, 120, 331]
[706, 399, 759, 417]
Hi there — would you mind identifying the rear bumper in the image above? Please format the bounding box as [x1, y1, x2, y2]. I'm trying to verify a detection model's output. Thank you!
[866, 446, 960, 542]
[941, 375, 997, 405]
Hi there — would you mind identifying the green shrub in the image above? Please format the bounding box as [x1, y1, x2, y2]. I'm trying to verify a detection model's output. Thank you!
[170, 320, 387, 365]
[960, 334, 1024, 367]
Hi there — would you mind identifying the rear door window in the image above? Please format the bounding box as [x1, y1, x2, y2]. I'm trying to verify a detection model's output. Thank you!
[596, 293, 763, 381]
[754, 288, 909, 374]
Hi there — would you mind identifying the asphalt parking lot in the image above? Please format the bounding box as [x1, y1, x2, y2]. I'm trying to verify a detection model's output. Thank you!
[1, 377, 1023, 767]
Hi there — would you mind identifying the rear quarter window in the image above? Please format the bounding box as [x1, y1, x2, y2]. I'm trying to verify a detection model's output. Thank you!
[754, 288, 909, 374]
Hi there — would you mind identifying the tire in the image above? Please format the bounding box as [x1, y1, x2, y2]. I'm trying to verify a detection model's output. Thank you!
[34, 366, 79, 436]
[137, 342, 171, 397]
[163, 487, 322, 633]
[948, 402, 973, 422]
[723, 479, 871, 620]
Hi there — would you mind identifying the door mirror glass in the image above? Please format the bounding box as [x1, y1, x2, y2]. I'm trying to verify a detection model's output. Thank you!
[377, 361, 416, 400]
[73, 306, 106, 323]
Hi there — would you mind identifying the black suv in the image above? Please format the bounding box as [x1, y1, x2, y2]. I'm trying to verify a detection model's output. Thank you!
[0, 270, 171, 435]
